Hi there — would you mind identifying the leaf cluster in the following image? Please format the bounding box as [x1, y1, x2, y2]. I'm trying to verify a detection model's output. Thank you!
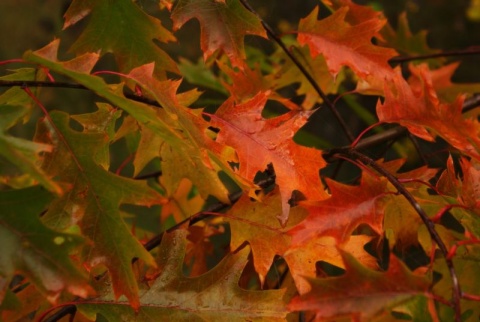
[1, 0, 480, 321]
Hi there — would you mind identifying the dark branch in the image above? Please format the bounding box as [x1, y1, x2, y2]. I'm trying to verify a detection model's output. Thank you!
[389, 46, 480, 64]
[42, 306, 76, 322]
[0, 79, 162, 108]
[0, 79, 86, 89]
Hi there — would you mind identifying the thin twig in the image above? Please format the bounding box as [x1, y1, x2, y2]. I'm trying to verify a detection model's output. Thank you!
[238, 0, 355, 143]
[463, 93, 480, 113]
[0, 79, 162, 108]
[337, 149, 462, 322]
[390, 46, 480, 64]
[41, 305, 76, 322]
[0, 79, 86, 89]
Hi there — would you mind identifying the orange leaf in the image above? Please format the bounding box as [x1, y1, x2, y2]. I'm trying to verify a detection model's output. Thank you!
[225, 188, 307, 286]
[377, 64, 480, 160]
[209, 92, 328, 225]
[285, 235, 377, 294]
[289, 172, 388, 246]
[288, 252, 431, 321]
[298, 6, 397, 81]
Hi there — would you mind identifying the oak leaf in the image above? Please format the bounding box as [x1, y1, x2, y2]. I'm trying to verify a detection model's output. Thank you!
[384, 189, 444, 251]
[0, 186, 93, 303]
[440, 157, 480, 210]
[25, 42, 233, 204]
[171, 0, 267, 69]
[429, 256, 480, 319]
[377, 64, 480, 160]
[420, 62, 480, 102]
[298, 6, 397, 81]
[209, 91, 328, 224]
[225, 188, 307, 286]
[34, 108, 164, 309]
[24, 41, 181, 148]
[178, 57, 228, 95]
[0, 102, 60, 195]
[0, 69, 62, 194]
[76, 230, 288, 321]
[288, 172, 388, 246]
[1, 284, 50, 322]
[126, 64, 233, 204]
[285, 235, 377, 294]
[288, 252, 431, 321]
[64, 0, 177, 77]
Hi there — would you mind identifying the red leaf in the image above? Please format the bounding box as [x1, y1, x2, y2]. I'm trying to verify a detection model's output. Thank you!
[321, 0, 382, 25]
[377, 64, 480, 160]
[288, 252, 431, 321]
[298, 6, 397, 81]
[209, 92, 328, 224]
[288, 172, 388, 245]
[417, 62, 480, 102]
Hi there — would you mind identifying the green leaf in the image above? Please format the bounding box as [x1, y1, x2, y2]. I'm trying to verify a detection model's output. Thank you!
[125, 63, 234, 203]
[178, 57, 228, 95]
[64, 0, 177, 77]
[0, 103, 61, 194]
[25, 42, 235, 204]
[0, 70, 62, 194]
[77, 230, 288, 321]
[384, 186, 445, 251]
[24, 40, 184, 149]
[172, 0, 267, 69]
[34, 106, 164, 309]
[0, 186, 93, 303]
[430, 255, 480, 321]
